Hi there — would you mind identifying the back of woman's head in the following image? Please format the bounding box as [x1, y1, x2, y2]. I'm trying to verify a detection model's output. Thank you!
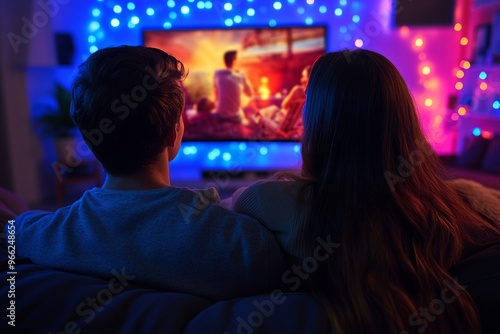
[302, 49, 423, 195]
[300, 49, 498, 333]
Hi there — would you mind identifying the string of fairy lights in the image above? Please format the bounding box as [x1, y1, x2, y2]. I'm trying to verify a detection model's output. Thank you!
[85, 0, 362, 59]
[453, 18, 499, 139]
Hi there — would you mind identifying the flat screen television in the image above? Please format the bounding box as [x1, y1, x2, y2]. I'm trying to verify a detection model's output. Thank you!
[143, 26, 327, 141]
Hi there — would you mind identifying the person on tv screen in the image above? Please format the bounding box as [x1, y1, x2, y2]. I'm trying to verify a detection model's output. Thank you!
[224, 49, 500, 333]
[213, 50, 254, 126]
[255, 65, 311, 139]
[2, 45, 287, 301]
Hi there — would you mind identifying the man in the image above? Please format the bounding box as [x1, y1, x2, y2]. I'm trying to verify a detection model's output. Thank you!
[214, 50, 254, 125]
[7, 46, 286, 300]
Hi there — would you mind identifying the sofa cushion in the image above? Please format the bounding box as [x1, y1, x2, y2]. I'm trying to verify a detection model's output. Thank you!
[481, 135, 500, 174]
[456, 136, 491, 169]
[0, 247, 330, 334]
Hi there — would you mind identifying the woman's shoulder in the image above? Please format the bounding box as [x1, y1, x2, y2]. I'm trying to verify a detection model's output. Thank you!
[243, 177, 308, 199]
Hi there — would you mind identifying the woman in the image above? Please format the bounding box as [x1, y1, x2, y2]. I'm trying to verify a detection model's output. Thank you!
[225, 50, 500, 333]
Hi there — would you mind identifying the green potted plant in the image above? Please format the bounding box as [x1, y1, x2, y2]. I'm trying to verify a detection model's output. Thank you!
[38, 83, 77, 164]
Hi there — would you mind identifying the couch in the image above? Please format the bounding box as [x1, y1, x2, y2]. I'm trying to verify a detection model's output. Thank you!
[441, 133, 500, 190]
[1, 243, 500, 334]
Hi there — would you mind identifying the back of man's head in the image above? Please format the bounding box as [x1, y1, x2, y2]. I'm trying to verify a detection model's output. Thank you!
[223, 50, 237, 68]
[71, 45, 186, 176]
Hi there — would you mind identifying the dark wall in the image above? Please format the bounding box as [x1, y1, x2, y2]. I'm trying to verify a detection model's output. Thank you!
[395, 0, 456, 26]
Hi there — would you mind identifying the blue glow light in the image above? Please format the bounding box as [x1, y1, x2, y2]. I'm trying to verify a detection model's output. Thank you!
[127, 2, 135, 10]
[472, 127, 481, 136]
[167, 0, 175, 8]
[183, 146, 198, 155]
[205, 1, 213, 9]
[234, 15, 242, 23]
[340, 0, 347, 5]
[340, 25, 347, 33]
[224, 3, 232, 10]
[113, 5, 122, 14]
[273, 2, 282, 10]
[293, 145, 300, 153]
[92, 8, 101, 17]
[297, 7, 305, 14]
[493, 101, 500, 109]
[131, 16, 140, 24]
[352, 15, 360, 23]
[239, 143, 247, 150]
[89, 46, 98, 53]
[128, 22, 135, 28]
[225, 18, 233, 26]
[208, 149, 221, 160]
[305, 17, 313, 25]
[111, 18, 120, 27]
[269, 19, 277, 27]
[288, 0, 295, 3]
[335, 8, 343, 16]
[89, 21, 100, 31]
[222, 153, 231, 161]
[479, 71, 487, 80]
[247, 8, 255, 16]
[146, 8, 155, 16]
[88, 35, 96, 43]
[352, 1, 360, 9]
[260, 147, 268, 155]
[181, 6, 190, 14]
[319, 5, 327, 13]
[163, 21, 172, 29]
[169, 12, 177, 19]
[197, 1, 205, 9]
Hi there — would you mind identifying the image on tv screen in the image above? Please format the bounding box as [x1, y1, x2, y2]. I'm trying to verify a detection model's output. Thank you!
[143, 26, 326, 141]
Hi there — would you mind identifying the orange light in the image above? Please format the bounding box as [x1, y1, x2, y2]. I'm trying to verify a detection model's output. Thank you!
[460, 60, 471, 69]
[480, 82, 488, 90]
[460, 37, 468, 46]
[451, 113, 460, 121]
[456, 70, 464, 78]
[424, 98, 433, 107]
[400, 26, 410, 37]
[415, 38, 424, 47]
[258, 77, 271, 100]
[482, 131, 494, 139]
[454, 23, 462, 31]
[458, 107, 467, 116]
[434, 115, 443, 124]
[455, 82, 464, 90]
[422, 66, 431, 75]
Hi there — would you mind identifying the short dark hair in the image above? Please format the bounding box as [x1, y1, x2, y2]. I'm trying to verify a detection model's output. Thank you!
[223, 50, 237, 68]
[71, 45, 186, 176]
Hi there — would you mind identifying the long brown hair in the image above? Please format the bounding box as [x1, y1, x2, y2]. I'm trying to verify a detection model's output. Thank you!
[299, 50, 500, 333]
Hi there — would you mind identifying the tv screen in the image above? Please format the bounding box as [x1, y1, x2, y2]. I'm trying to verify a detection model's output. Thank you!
[143, 26, 326, 141]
